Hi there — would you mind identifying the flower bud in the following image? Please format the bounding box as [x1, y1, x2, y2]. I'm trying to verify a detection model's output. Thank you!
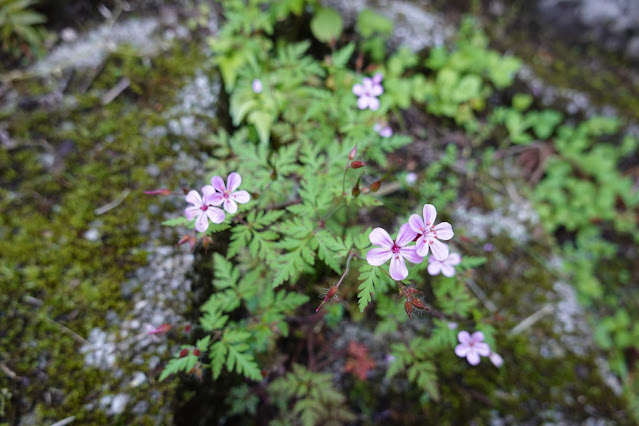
[143, 188, 172, 196]
[179, 349, 189, 358]
[184, 324, 192, 334]
[348, 145, 357, 160]
[404, 301, 413, 319]
[350, 161, 366, 169]
[411, 298, 429, 311]
[193, 349, 201, 356]
[370, 181, 381, 192]
[148, 323, 171, 335]
[351, 186, 360, 198]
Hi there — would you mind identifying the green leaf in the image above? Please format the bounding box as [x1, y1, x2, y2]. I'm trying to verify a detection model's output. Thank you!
[159, 351, 199, 381]
[310, 7, 343, 43]
[356, 9, 393, 38]
[248, 110, 274, 145]
[213, 253, 240, 289]
[357, 263, 392, 311]
[332, 42, 355, 67]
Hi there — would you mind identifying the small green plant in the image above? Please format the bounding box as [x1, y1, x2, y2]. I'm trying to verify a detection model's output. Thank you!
[0, 0, 46, 58]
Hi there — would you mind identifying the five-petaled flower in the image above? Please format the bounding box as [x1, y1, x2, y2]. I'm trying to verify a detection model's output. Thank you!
[352, 73, 383, 111]
[366, 224, 423, 280]
[427, 252, 461, 277]
[210, 172, 251, 214]
[409, 204, 454, 261]
[374, 123, 393, 138]
[455, 331, 491, 366]
[185, 186, 225, 233]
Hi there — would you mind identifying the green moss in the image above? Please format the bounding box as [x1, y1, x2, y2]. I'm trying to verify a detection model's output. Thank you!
[0, 39, 209, 424]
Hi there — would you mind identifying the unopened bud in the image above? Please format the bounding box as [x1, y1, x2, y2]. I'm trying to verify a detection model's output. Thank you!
[405, 301, 413, 319]
[179, 349, 189, 358]
[184, 324, 192, 334]
[351, 186, 360, 197]
[316, 286, 339, 312]
[348, 145, 357, 160]
[411, 298, 429, 311]
[350, 161, 366, 169]
[148, 323, 171, 335]
[193, 349, 201, 356]
[370, 181, 381, 192]
[144, 188, 172, 196]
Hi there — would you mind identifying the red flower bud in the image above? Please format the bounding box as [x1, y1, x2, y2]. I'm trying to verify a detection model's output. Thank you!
[405, 301, 413, 319]
[184, 324, 192, 334]
[179, 349, 189, 358]
[348, 145, 357, 160]
[193, 349, 201, 356]
[350, 161, 366, 169]
[144, 188, 172, 196]
[148, 323, 171, 335]
[370, 181, 381, 192]
[411, 298, 429, 311]
[351, 186, 360, 197]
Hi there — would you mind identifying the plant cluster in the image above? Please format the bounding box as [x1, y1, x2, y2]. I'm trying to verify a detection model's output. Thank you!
[147, 0, 637, 422]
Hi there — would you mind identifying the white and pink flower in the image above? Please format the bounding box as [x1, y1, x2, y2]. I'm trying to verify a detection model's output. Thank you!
[184, 186, 225, 233]
[455, 331, 491, 366]
[427, 252, 461, 277]
[366, 224, 423, 280]
[352, 73, 383, 111]
[209, 172, 251, 214]
[409, 204, 454, 261]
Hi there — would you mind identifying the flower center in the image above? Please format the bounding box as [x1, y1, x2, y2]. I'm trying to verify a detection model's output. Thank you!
[391, 243, 401, 254]
[223, 190, 231, 199]
[200, 205, 208, 211]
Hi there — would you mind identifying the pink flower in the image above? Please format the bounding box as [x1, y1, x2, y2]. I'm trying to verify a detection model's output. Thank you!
[209, 172, 251, 214]
[427, 252, 461, 277]
[252, 79, 263, 93]
[352, 73, 383, 110]
[408, 204, 454, 261]
[374, 123, 393, 137]
[185, 186, 225, 233]
[455, 331, 491, 366]
[366, 224, 423, 280]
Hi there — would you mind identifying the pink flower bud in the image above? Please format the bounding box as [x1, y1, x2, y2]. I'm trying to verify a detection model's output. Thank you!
[147, 324, 171, 335]
[350, 161, 366, 169]
[179, 349, 189, 358]
[370, 181, 381, 192]
[348, 145, 357, 160]
[193, 349, 201, 356]
[144, 188, 172, 196]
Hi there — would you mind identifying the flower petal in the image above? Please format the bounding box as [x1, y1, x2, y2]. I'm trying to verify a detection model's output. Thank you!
[408, 214, 425, 234]
[195, 212, 209, 233]
[422, 204, 437, 227]
[368, 96, 380, 111]
[396, 223, 417, 247]
[415, 237, 430, 257]
[489, 352, 503, 368]
[230, 190, 250, 204]
[202, 185, 216, 199]
[457, 331, 471, 344]
[471, 331, 485, 343]
[466, 351, 481, 366]
[366, 247, 392, 266]
[210, 176, 226, 192]
[429, 239, 450, 261]
[389, 253, 408, 280]
[441, 263, 456, 277]
[206, 207, 225, 224]
[475, 342, 491, 357]
[223, 199, 238, 214]
[446, 253, 461, 265]
[455, 343, 470, 358]
[357, 96, 369, 110]
[185, 190, 202, 206]
[352, 84, 364, 96]
[362, 77, 373, 90]
[208, 192, 224, 206]
[400, 246, 423, 264]
[370, 84, 383, 97]
[372, 73, 383, 84]
[226, 172, 242, 192]
[427, 261, 442, 276]
[185, 205, 200, 220]
[369, 228, 393, 248]
[432, 222, 454, 240]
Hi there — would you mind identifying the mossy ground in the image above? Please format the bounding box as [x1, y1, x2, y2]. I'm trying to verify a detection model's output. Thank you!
[0, 40, 208, 424]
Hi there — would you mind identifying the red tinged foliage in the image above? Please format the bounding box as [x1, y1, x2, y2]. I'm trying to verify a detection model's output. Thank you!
[344, 341, 376, 381]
